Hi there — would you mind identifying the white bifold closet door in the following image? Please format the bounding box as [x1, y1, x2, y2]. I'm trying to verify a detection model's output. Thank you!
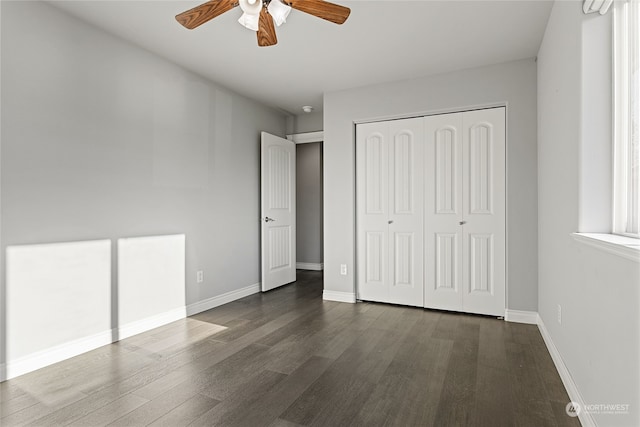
[356, 118, 424, 307]
[356, 107, 505, 317]
[424, 108, 505, 316]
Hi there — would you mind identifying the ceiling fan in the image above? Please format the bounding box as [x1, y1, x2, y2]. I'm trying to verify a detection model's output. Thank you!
[175, 0, 351, 47]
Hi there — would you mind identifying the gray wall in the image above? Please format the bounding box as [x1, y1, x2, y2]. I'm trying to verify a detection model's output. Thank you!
[296, 143, 323, 265]
[0, 1, 286, 367]
[289, 112, 323, 134]
[538, 2, 639, 425]
[323, 58, 538, 311]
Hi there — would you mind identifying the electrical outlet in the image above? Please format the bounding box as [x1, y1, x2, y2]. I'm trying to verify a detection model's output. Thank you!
[340, 264, 347, 275]
[197, 270, 204, 283]
[557, 304, 562, 324]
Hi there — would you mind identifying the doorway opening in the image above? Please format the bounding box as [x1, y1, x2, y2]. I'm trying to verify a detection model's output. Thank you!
[295, 140, 324, 273]
[260, 131, 324, 293]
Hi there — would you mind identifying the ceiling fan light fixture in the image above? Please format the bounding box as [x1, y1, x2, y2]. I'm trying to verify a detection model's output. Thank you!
[238, 0, 262, 30]
[238, 12, 260, 31]
[268, 0, 292, 26]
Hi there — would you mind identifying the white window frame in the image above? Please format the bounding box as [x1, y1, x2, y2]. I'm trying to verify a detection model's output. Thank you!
[613, 0, 640, 238]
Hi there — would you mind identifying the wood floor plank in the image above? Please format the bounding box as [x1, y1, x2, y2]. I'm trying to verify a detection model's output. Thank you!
[1, 381, 27, 403]
[130, 370, 188, 401]
[279, 369, 375, 426]
[314, 306, 385, 360]
[24, 354, 195, 426]
[269, 418, 305, 427]
[431, 311, 461, 340]
[255, 299, 345, 348]
[506, 340, 558, 427]
[142, 322, 228, 356]
[107, 380, 202, 426]
[1, 389, 40, 418]
[3, 401, 70, 426]
[385, 337, 454, 426]
[146, 394, 219, 427]
[234, 356, 334, 426]
[14, 345, 150, 405]
[433, 317, 481, 426]
[197, 343, 273, 401]
[188, 370, 287, 426]
[473, 317, 516, 427]
[67, 394, 149, 426]
[262, 304, 362, 374]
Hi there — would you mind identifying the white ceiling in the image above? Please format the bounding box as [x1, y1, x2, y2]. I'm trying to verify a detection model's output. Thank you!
[49, 0, 554, 115]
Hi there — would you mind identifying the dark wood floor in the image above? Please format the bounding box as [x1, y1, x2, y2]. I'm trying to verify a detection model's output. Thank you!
[1, 270, 579, 427]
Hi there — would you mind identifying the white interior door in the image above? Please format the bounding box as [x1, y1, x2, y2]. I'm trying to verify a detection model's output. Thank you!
[261, 132, 296, 292]
[356, 118, 424, 307]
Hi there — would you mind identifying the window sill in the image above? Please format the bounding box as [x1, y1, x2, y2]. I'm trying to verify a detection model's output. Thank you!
[571, 233, 640, 262]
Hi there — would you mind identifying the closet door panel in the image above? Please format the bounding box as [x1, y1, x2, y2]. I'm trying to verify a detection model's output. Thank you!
[356, 122, 389, 302]
[462, 108, 506, 316]
[424, 113, 464, 311]
[388, 119, 424, 306]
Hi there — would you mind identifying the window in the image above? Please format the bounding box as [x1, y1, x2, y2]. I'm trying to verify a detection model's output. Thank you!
[614, 0, 640, 237]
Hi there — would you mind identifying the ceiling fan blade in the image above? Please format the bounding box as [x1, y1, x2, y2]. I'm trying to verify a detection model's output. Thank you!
[176, 0, 238, 29]
[257, 8, 278, 47]
[285, 0, 350, 25]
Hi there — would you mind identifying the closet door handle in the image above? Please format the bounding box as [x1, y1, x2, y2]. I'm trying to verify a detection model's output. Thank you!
[388, 220, 394, 224]
[459, 221, 466, 225]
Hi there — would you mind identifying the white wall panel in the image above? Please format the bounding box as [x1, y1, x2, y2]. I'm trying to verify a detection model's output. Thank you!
[538, 4, 639, 425]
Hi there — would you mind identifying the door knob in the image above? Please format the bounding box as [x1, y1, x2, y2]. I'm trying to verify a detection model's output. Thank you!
[459, 221, 467, 225]
[265, 217, 275, 222]
[388, 220, 394, 224]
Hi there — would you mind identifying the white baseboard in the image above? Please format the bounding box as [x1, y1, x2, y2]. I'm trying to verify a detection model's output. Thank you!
[322, 290, 356, 303]
[505, 309, 539, 324]
[3, 329, 113, 381]
[186, 283, 261, 316]
[296, 262, 324, 271]
[117, 307, 187, 341]
[537, 317, 596, 427]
